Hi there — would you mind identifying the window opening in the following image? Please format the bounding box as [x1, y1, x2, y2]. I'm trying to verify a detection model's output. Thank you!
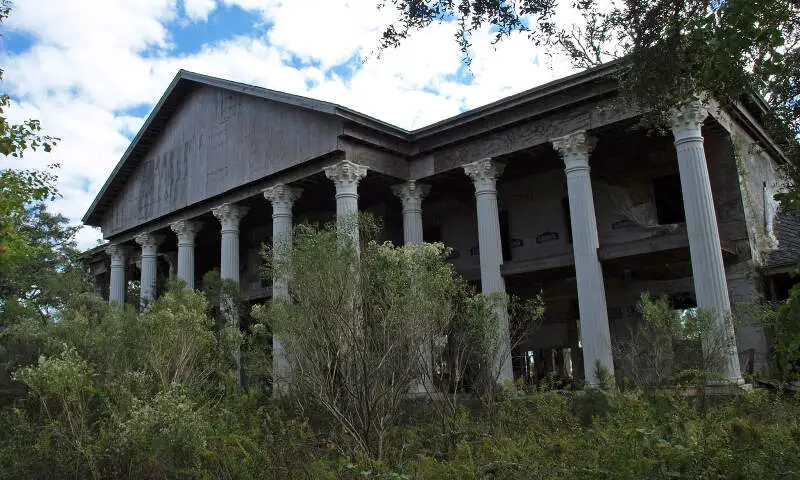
[652, 174, 686, 224]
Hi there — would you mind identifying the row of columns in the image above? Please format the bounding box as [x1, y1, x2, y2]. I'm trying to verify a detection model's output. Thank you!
[544, 100, 741, 385]
[105, 162, 367, 310]
[104, 99, 742, 386]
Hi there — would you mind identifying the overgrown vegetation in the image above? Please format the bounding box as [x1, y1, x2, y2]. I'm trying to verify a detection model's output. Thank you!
[3, 275, 800, 478]
[3, 217, 800, 478]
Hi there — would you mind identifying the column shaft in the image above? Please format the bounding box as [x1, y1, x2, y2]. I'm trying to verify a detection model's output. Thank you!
[671, 101, 743, 383]
[107, 245, 127, 308]
[464, 159, 514, 384]
[170, 220, 202, 289]
[135, 233, 162, 308]
[393, 181, 432, 393]
[264, 184, 303, 395]
[212, 203, 249, 387]
[213, 204, 248, 284]
[324, 161, 368, 247]
[393, 181, 429, 245]
[552, 131, 614, 386]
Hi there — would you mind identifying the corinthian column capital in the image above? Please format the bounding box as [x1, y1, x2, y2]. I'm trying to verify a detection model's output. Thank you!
[263, 184, 303, 213]
[212, 203, 249, 232]
[170, 220, 202, 245]
[392, 181, 430, 212]
[134, 232, 163, 254]
[551, 130, 596, 174]
[464, 158, 505, 193]
[106, 244, 129, 265]
[324, 161, 368, 192]
[670, 100, 708, 142]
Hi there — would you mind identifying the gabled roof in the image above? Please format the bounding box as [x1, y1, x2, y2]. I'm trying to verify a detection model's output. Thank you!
[81, 70, 411, 226]
[83, 63, 627, 227]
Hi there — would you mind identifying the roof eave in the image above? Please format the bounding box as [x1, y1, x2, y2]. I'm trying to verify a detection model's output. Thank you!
[82, 70, 188, 226]
[409, 59, 623, 139]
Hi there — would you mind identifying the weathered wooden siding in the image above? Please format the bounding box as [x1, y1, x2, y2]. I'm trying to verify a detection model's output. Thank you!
[101, 86, 342, 236]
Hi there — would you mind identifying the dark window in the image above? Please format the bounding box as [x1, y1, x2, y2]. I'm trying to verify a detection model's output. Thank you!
[653, 174, 686, 224]
[500, 210, 512, 261]
[562, 198, 573, 244]
[423, 225, 442, 243]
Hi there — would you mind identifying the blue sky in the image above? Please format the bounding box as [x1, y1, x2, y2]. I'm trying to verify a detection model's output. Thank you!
[0, 0, 581, 249]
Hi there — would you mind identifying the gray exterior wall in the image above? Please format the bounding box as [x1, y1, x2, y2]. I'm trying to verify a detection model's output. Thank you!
[101, 86, 342, 237]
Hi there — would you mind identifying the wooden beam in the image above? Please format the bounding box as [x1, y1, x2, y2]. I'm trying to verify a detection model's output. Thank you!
[501, 252, 575, 277]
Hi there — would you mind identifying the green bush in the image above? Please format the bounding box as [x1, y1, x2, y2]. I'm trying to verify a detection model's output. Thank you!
[2, 247, 800, 478]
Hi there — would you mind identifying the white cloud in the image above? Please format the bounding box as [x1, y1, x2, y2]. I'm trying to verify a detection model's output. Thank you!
[184, 0, 218, 22]
[3, 0, 592, 250]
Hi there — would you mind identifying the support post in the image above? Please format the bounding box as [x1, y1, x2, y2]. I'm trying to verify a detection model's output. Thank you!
[212, 203, 249, 386]
[107, 244, 128, 309]
[170, 220, 202, 289]
[134, 233, 163, 309]
[392, 180, 432, 393]
[324, 161, 368, 248]
[392, 180, 429, 246]
[671, 100, 743, 384]
[463, 158, 515, 385]
[263, 184, 303, 395]
[212, 204, 248, 284]
[552, 131, 614, 386]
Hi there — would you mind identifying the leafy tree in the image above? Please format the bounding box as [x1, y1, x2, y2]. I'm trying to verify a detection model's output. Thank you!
[0, 205, 88, 401]
[379, 0, 800, 189]
[0, 0, 60, 267]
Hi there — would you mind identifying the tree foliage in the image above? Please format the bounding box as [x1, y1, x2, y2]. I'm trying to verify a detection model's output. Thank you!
[0, 205, 88, 401]
[0, 0, 60, 266]
[255, 215, 530, 458]
[379, 0, 800, 188]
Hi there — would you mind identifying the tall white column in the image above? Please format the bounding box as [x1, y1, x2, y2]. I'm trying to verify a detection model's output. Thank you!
[324, 161, 368, 247]
[393, 181, 433, 393]
[170, 220, 202, 289]
[212, 203, 249, 387]
[135, 232, 163, 309]
[671, 101, 743, 384]
[212, 204, 249, 284]
[107, 244, 128, 308]
[392, 180, 430, 245]
[463, 158, 515, 385]
[263, 184, 303, 395]
[552, 131, 614, 386]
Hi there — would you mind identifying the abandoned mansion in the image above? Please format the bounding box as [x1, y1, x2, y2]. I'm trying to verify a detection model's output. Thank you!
[82, 62, 794, 387]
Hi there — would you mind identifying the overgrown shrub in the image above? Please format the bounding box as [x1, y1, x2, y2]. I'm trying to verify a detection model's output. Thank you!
[2, 277, 800, 478]
[616, 293, 738, 390]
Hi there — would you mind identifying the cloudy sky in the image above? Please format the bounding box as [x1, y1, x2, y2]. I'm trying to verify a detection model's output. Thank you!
[1, 0, 582, 249]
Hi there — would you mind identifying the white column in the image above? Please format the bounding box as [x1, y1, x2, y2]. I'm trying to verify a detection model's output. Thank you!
[324, 161, 368, 246]
[263, 184, 303, 395]
[212, 203, 249, 387]
[107, 244, 128, 308]
[212, 204, 249, 284]
[392, 180, 430, 245]
[392, 180, 432, 393]
[552, 131, 614, 386]
[170, 220, 202, 289]
[671, 101, 743, 384]
[463, 158, 514, 385]
[135, 232, 163, 309]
